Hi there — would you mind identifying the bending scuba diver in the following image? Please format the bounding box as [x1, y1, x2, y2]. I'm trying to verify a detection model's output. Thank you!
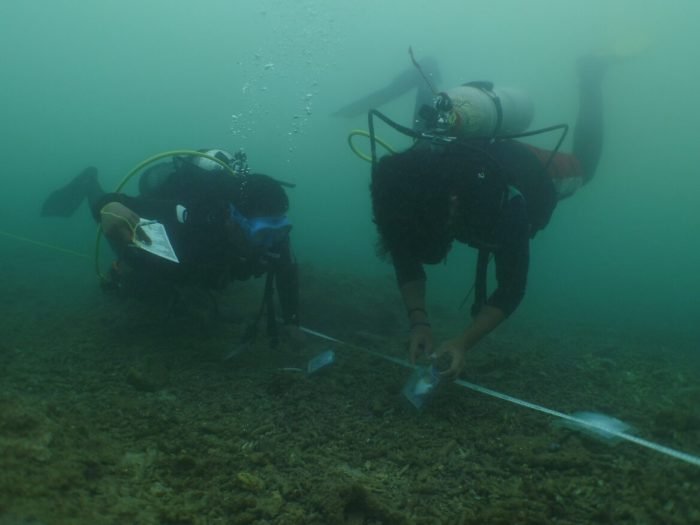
[342, 53, 617, 377]
[41, 149, 301, 345]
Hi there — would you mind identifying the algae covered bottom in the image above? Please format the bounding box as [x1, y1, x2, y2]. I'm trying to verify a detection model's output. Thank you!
[1, 268, 699, 525]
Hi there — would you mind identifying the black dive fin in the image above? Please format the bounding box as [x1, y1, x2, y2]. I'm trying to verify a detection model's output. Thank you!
[41, 167, 98, 217]
[332, 57, 442, 118]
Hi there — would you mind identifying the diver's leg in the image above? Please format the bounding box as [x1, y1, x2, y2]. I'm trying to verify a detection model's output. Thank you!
[573, 55, 608, 184]
[333, 69, 418, 118]
[529, 55, 613, 200]
[333, 57, 441, 118]
[84, 168, 105, 213]
[41, 166, 104, 217]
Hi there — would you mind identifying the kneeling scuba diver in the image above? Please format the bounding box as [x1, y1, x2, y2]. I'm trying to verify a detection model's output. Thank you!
[42, 148, 302, 347]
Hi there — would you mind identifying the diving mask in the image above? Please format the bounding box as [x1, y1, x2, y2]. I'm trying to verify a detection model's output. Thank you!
[228, 204, 292, 249]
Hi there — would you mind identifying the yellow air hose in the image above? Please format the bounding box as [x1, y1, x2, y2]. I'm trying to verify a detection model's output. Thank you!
[347, 130, 396, 162]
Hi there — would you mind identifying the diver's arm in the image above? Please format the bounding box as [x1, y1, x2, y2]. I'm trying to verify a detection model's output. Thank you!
[393, 250, 434, 362]
[394, 252, 427, 317]
[98, 202, 142, 245]
[399, 278, 435, 364]
[464, 306, 506, 341]
[437, 252, 528, 376]
[438, 198, 530, 376]
[94, 195, 183, 247]
[400, 279, 428, 322]
[485, 199, 530, 317]
[437, 305, 506, 377]
[91, 193, 179, 224]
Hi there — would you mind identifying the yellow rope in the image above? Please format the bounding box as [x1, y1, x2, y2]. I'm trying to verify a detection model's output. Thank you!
[0, 229, 88, 258]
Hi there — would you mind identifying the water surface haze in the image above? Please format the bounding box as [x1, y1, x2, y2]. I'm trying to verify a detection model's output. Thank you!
[2, 1, 697, 341]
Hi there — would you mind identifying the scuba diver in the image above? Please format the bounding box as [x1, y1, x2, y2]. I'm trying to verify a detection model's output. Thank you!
[41, 149, 301, 346]
[342, 51, 616, 377]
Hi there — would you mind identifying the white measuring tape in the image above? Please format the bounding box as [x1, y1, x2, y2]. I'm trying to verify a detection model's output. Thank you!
[299, 325, 700, 468]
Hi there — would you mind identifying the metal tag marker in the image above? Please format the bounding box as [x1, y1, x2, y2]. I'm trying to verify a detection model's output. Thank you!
[402, 365, 440, 410]
[306, 349, 336, 375]
[298, 325, 700, 469]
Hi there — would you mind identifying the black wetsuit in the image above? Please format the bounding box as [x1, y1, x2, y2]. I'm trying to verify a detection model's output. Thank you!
[91, 162, 299, 324]
[373, 56, 605, 320]
[384, 139, 553, 317]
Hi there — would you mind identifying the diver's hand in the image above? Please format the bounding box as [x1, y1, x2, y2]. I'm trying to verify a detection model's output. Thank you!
[100, 202, 148, 244]
[409, 324, 434, 364]
[435, 336, 467, 378]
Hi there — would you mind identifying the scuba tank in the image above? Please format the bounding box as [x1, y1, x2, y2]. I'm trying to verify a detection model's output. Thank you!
[431, 81, 534, 138]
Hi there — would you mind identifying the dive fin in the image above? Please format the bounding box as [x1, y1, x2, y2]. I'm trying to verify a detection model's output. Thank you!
[603, 29, 652, 61]
[41, 167, 98, 217]
[578, 33, 650, 84]
[333, 57, 441, 118]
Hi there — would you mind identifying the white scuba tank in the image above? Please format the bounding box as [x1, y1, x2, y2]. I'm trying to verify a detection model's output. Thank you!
[441, 84, 534, 138]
